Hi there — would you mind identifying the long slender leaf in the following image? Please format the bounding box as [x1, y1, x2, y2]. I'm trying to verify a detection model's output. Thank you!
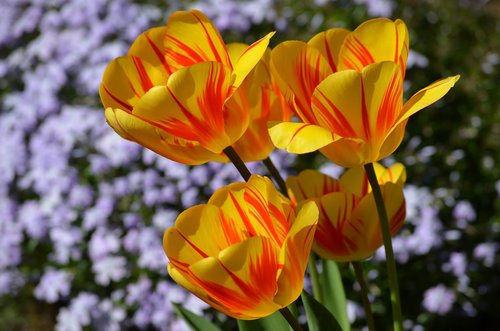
[237, 311, 291, 331]
[301, 290, 343, 331]
[172, 302, 222, 331]
[320, 260, 351, 331]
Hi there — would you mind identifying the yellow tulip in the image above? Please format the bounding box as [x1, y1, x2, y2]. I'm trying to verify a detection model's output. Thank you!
[164, 175, 318, 319]
[269, 18, 459, 167]
[100, 10, 274, 165]
[287, 163, 406, 262]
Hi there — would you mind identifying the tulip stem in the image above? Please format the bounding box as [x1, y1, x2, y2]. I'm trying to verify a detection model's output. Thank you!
[263, 157, 288, 195]
[279, 307, 303, 331]
[364, 163, 402, 331]
[224, 146, 251, 181]
[308, 254, 323, 303]
[352, 261, 376, 331]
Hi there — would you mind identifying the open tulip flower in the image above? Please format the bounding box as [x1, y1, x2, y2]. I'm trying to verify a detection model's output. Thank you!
[100, 10, 274, 165]
[286, 162, 406, 262]
[163, 175, 318, 319]
[269, 18, 460, 167]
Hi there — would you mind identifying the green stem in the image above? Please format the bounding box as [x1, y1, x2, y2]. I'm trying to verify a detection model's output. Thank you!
[224, 146, 251, 181]
[263, 157, 288, 195]
[279, 308, 304, 331]
[364, 163, 402, 331]
[308, 254, 323, 303]
[352, 262, 376, 331]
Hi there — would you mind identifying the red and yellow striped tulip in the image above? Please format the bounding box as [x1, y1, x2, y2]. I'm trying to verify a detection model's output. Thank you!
[164, 175, 318, 319]
[226, 44, 293, 161]
[286, 163, 406, 262]
[100, 10, 274, 165]
[269, 18, 459, 167]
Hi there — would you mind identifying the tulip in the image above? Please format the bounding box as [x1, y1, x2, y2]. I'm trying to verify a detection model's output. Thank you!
[286, 163, 406, 261]
[269, 18, 459, 167]
[100, 10, 274, 165]
[164, 175, 318, 319]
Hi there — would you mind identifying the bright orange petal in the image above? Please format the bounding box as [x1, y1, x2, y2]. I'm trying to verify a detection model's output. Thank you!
[312, 192, 360, 261]
[308, 28, 350, 72]
[105, 108, 224, 164]
[164, 10, 232, 73]
[271, 41, 333, 123]
[133, 62, 239, 153]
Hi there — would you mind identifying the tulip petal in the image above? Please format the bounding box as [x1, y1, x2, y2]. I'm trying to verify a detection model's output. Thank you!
[308, 28, 350, 72]
[362, 61, 403, 143]
[396, 75, 460, 127]
[128, 26, 170, 75]
[312, 192, 360, 261]
[338, 18, 409, 72]
[164, 10, 232, 73]
[349, 182, 406, 260]
[378, 119, 406, 160]
[188, 236, 283, 319]
[133, 62, 238, 153]
[274, 201, 318, 306]
[232, 32, 274, 90]
[382, 162, 407, 185]
[338, 163, 387, 197]
[286, 169, 341, 202]
[271, 41, 333, 123]
[105, 108, 224, 164]
[99, 55, 168, 110]
[209, 175, 290, 247]
[319, 138, 367, 168]
[269, 121, 336, 154]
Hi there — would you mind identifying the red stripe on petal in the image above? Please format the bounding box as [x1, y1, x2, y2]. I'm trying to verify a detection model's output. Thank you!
[102, 86, 133, 112]
[132, 56, 155, 92]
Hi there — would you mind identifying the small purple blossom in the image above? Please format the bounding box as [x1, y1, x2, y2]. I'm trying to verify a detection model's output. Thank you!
[34, 268, 73, 303]
[422, 284, 456, 315]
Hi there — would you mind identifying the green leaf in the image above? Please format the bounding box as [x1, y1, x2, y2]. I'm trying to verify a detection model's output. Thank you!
[237, 311, 291, 331]
[320, 260, 351, 331]
[172, 302, 222, 331]
[301, 290, 343, 331]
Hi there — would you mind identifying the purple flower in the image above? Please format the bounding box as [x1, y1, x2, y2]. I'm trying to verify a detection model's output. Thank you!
[453, 200, 476, 228]
[88, 228, 121, 262]
[474, 242, 498, 267]
[18, 200, 48, 239]
[34, 268, 73, 303]
[92, 256, 129, 286]
[422, 284, 456, 315]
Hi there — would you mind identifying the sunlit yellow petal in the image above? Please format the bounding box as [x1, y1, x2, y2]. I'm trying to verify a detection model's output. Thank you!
[311, 69, 363, 137]
[395, 75, 461, 127]
[308, 28, 350, 72]
[164, 10, 232, 73]
[362, 62, 403, 144]
[338, 18, 408, 71]
[274, 201, 318, 306]
[378, 120, 406, 160]
[269, 121, 335, 154]
[128, 26, 170, 75]
[99, 55, 168, 110]
[191, 237, 282, 319]
[271, 41, 333, 123]
[232, 32, 274, 90]
[319, 138, 366, 168]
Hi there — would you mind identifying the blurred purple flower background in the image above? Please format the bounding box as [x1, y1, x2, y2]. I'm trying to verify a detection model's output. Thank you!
[1, 0, 498, 330]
